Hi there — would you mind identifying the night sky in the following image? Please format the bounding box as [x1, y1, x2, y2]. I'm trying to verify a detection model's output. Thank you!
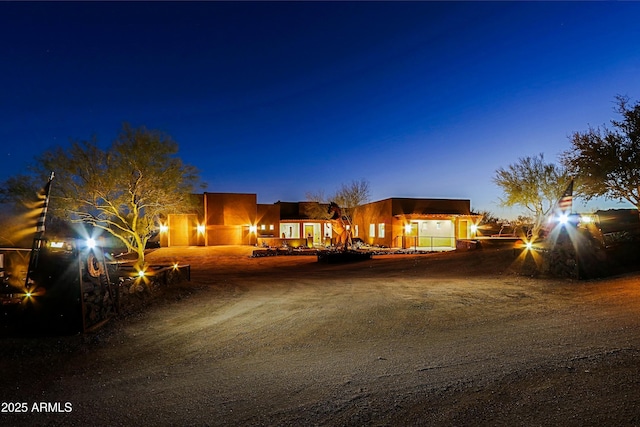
[2, 1, 640, 218]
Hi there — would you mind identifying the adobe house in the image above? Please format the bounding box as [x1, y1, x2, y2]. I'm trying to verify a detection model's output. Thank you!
[162, 193, 259, 247]
[161, 192, 480, 251]
[351, 198, 478, 250]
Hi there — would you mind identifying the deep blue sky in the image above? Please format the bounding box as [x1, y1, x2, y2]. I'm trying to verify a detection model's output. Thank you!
[2, 2, 640, 218]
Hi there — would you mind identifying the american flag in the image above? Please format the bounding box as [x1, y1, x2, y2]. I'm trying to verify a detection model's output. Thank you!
[25, 172, 55, 287]
[556, 179, 573, 213]
[35, 172, 55, 235]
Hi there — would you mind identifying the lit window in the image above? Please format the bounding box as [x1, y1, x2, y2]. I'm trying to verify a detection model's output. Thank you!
[261, 224, 266, 230]
[369, 224, 375, 237]
[280, 223, 299, 238]
[354, 225, 359, 237]
[436, 222, 441, 230]
[269, 224, 274, 230]
[378, 223, 385, 238]
[324, 223, 332, 238]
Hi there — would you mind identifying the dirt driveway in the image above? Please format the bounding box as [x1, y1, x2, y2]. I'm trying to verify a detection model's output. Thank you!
[2, 246, 640, 426]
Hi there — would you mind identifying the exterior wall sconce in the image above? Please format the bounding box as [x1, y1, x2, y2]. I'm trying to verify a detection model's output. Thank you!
[197, 224, 205, 234]
[249, 225, 257, 233]
[159, 224, 169, 233]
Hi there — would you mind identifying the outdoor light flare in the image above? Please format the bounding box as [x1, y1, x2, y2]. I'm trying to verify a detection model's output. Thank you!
[249, 225, 257, 233]
[133, 267, 151, 286]
[86, 238, 96, 249]
[20, 286, 45, 305]
[197, 224, 205, 234]
[160, 224, 169, 232]
[558, 213, 569, 225]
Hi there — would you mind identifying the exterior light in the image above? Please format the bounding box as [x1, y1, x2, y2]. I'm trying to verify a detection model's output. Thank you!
[86, 238, 96, 249]
[580, 215, 593, 224]
[405, 224, 412, 233]
[525, 241, 533, 250]
[137, 270, 145, 278]
[558, 213, 569, 225]
[160, 224, 169, 233]
[197, 224, 205, 234]
[249, 225, 257, 233]
[470, 224, 478, 233]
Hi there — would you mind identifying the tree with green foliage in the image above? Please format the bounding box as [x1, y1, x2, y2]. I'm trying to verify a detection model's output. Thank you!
[1, 124, 201, 269]
[494, 153, 571, 238]
[561, 95, 640, 210]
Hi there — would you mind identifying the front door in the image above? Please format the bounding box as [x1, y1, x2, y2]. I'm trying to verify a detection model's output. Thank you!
[406, 223, 418, 248]
[304, 224, 314, 247]
[304, 223, 322, 246]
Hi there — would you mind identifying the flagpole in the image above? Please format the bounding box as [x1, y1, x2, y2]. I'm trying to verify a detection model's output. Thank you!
[24, 172, 55, 290]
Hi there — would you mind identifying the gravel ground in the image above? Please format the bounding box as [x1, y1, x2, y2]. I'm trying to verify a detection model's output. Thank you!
[1, 245, 640, 426]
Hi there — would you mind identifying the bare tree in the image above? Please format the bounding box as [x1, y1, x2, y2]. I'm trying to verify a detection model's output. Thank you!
[331, 179, 371, 214]
[304, 190, 325, 203]
[305, 179, 371, 220]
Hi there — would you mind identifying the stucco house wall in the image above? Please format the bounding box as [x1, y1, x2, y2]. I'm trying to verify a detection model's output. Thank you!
[164, 193, 478, 249]
[256, 203, 280, 238]
[166, 213, 199, 247]
[204, 193, 257, 246]
[351, 198, 475, 250]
